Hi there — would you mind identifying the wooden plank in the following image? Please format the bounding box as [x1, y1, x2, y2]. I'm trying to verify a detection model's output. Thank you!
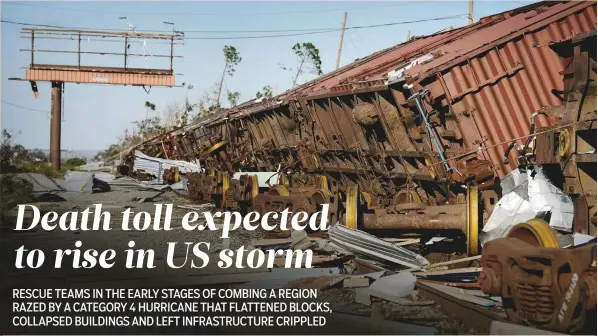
[416, 281, 509, 333]
[428, 255, 481, 268]
[343, 277, 370, 288]
[251, 238, 292, 247]
[413, 267, 481, 276]
[420, 283, 496, 307]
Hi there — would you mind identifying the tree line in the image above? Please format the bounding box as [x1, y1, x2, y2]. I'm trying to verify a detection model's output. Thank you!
[96, 41, 324, 161]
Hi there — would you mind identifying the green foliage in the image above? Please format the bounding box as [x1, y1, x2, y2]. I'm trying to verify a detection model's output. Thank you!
[0, 174, 34, 219]
[28, 149, 47, 161]
[223, 45, 242, 76]
[94, 143, 122, 162]
[144, 101, 156, 111]
[64, 157, 86, 167]
[134, 117, 166, 138]
[1, 129, 49, 173]
[227, 91, 241, 107]
[281, 42, 324, 87]
[1, 129, 84, 179]
[1, 129, 15, 172]
[14, 161, 62, 178]
[255, 85, 273, 99]
[292, 42, 323, 76]
[217, 46, 243, 109]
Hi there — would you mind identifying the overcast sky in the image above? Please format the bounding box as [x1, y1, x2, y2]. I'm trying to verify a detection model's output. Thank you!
[1, 0, 534, 153]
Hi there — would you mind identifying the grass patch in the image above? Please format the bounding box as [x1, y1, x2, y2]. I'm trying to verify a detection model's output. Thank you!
[14, 159, 87, 179]
[0, 174, 34, 219]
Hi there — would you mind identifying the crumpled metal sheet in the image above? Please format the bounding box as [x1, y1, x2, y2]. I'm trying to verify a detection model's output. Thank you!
[133, 150, 200, 184]
[328, 223, 429, 269]
[481, 165, 574, 244]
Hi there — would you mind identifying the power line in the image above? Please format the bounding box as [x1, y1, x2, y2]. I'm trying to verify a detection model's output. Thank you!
[348, 17, 370, 50]
[1, 19, 332, 33]
[2, 100, 49, 114]
[2, 15, 468, 40]
[2, 2, 414, 17]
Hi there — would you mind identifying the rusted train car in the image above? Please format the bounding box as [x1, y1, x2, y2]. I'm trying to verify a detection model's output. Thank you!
[129, 1, 597, 255]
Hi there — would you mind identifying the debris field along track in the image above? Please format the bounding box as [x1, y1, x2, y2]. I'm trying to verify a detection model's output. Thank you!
[415, 281, 508, 333]
[122, 1, 597, 255]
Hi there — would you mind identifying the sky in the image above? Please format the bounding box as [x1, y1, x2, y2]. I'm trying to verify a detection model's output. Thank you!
[1, 0, 535, 154]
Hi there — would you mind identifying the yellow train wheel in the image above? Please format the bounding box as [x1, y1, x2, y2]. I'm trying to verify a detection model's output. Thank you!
[249, 175, 259, 199]
[394, 188, 422, 205]
[269, 185, 290, 196]
[466, 185, 479, 256]
[278, 173, 290, 187]
[345, 184, 359, 229]
[507, 219, 559, 248]
[558, 129, 570, 156]
[311, 188, 332, 206]
[316, 175, 329, 190]
[221, 173, 230, 209]
[202, 140, 228, 157]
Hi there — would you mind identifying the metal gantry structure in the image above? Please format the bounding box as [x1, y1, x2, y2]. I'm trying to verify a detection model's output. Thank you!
[12, 27, 184, 169]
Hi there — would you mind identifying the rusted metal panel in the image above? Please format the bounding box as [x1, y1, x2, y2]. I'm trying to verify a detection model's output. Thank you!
[26, 68, 175, 86]
[409, 1, 597, 178]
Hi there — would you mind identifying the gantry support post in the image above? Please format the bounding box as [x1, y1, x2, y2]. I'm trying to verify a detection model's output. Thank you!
[50, 81, 63, 170]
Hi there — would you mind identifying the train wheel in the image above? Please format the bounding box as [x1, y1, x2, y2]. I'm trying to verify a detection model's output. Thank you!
[393, 187, 424, 211]
[345, 184, 359, 229]
[311, 188, 332, 206]
[249, 175, 260, 199]
[269, 185, 290, 196]
[394, 188, 422, 204]
[202, 140, 228, 157]
[316, 175, 329, 190]
[278, 173, 290, 187]
[466, 185, 479, 256]
[558, 129, 570, 156]
[361, 191, 373, 208]
[507, 219, 559, 248]
[219, 172, 230, 209]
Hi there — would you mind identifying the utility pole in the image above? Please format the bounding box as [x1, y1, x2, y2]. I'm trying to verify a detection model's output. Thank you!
[406, 29, 411, 41]
[50, 81, 63, 169]
[468, 0, 474, 25]
[335, 12, 348, 70]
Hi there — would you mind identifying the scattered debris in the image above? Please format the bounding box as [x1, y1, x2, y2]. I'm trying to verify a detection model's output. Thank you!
[329, 224, 429, 269]
[427, 255, 481, 269]
[91, 173, 111, 193]
[489, 321, 565, 335]
[250, 238, 292, 248]
[342, 277, 370, 288]
[425, 237, 447, 245]
[421, 283, 496, 307]
[34, 192, 66, 202]
[133, 150, 200, 185]
[355, 272, 418, 306]
[558, 233, 597, 247]
[481, 166, 574, 244]
[177, 203, 215, 212]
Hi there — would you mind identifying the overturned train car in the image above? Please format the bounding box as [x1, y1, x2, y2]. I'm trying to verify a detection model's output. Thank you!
[127, 1, 597, 255]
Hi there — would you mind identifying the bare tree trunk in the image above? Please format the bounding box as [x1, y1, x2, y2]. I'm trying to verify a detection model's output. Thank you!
[292, 58, 306, 88]
[216, 63, 227, 111]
